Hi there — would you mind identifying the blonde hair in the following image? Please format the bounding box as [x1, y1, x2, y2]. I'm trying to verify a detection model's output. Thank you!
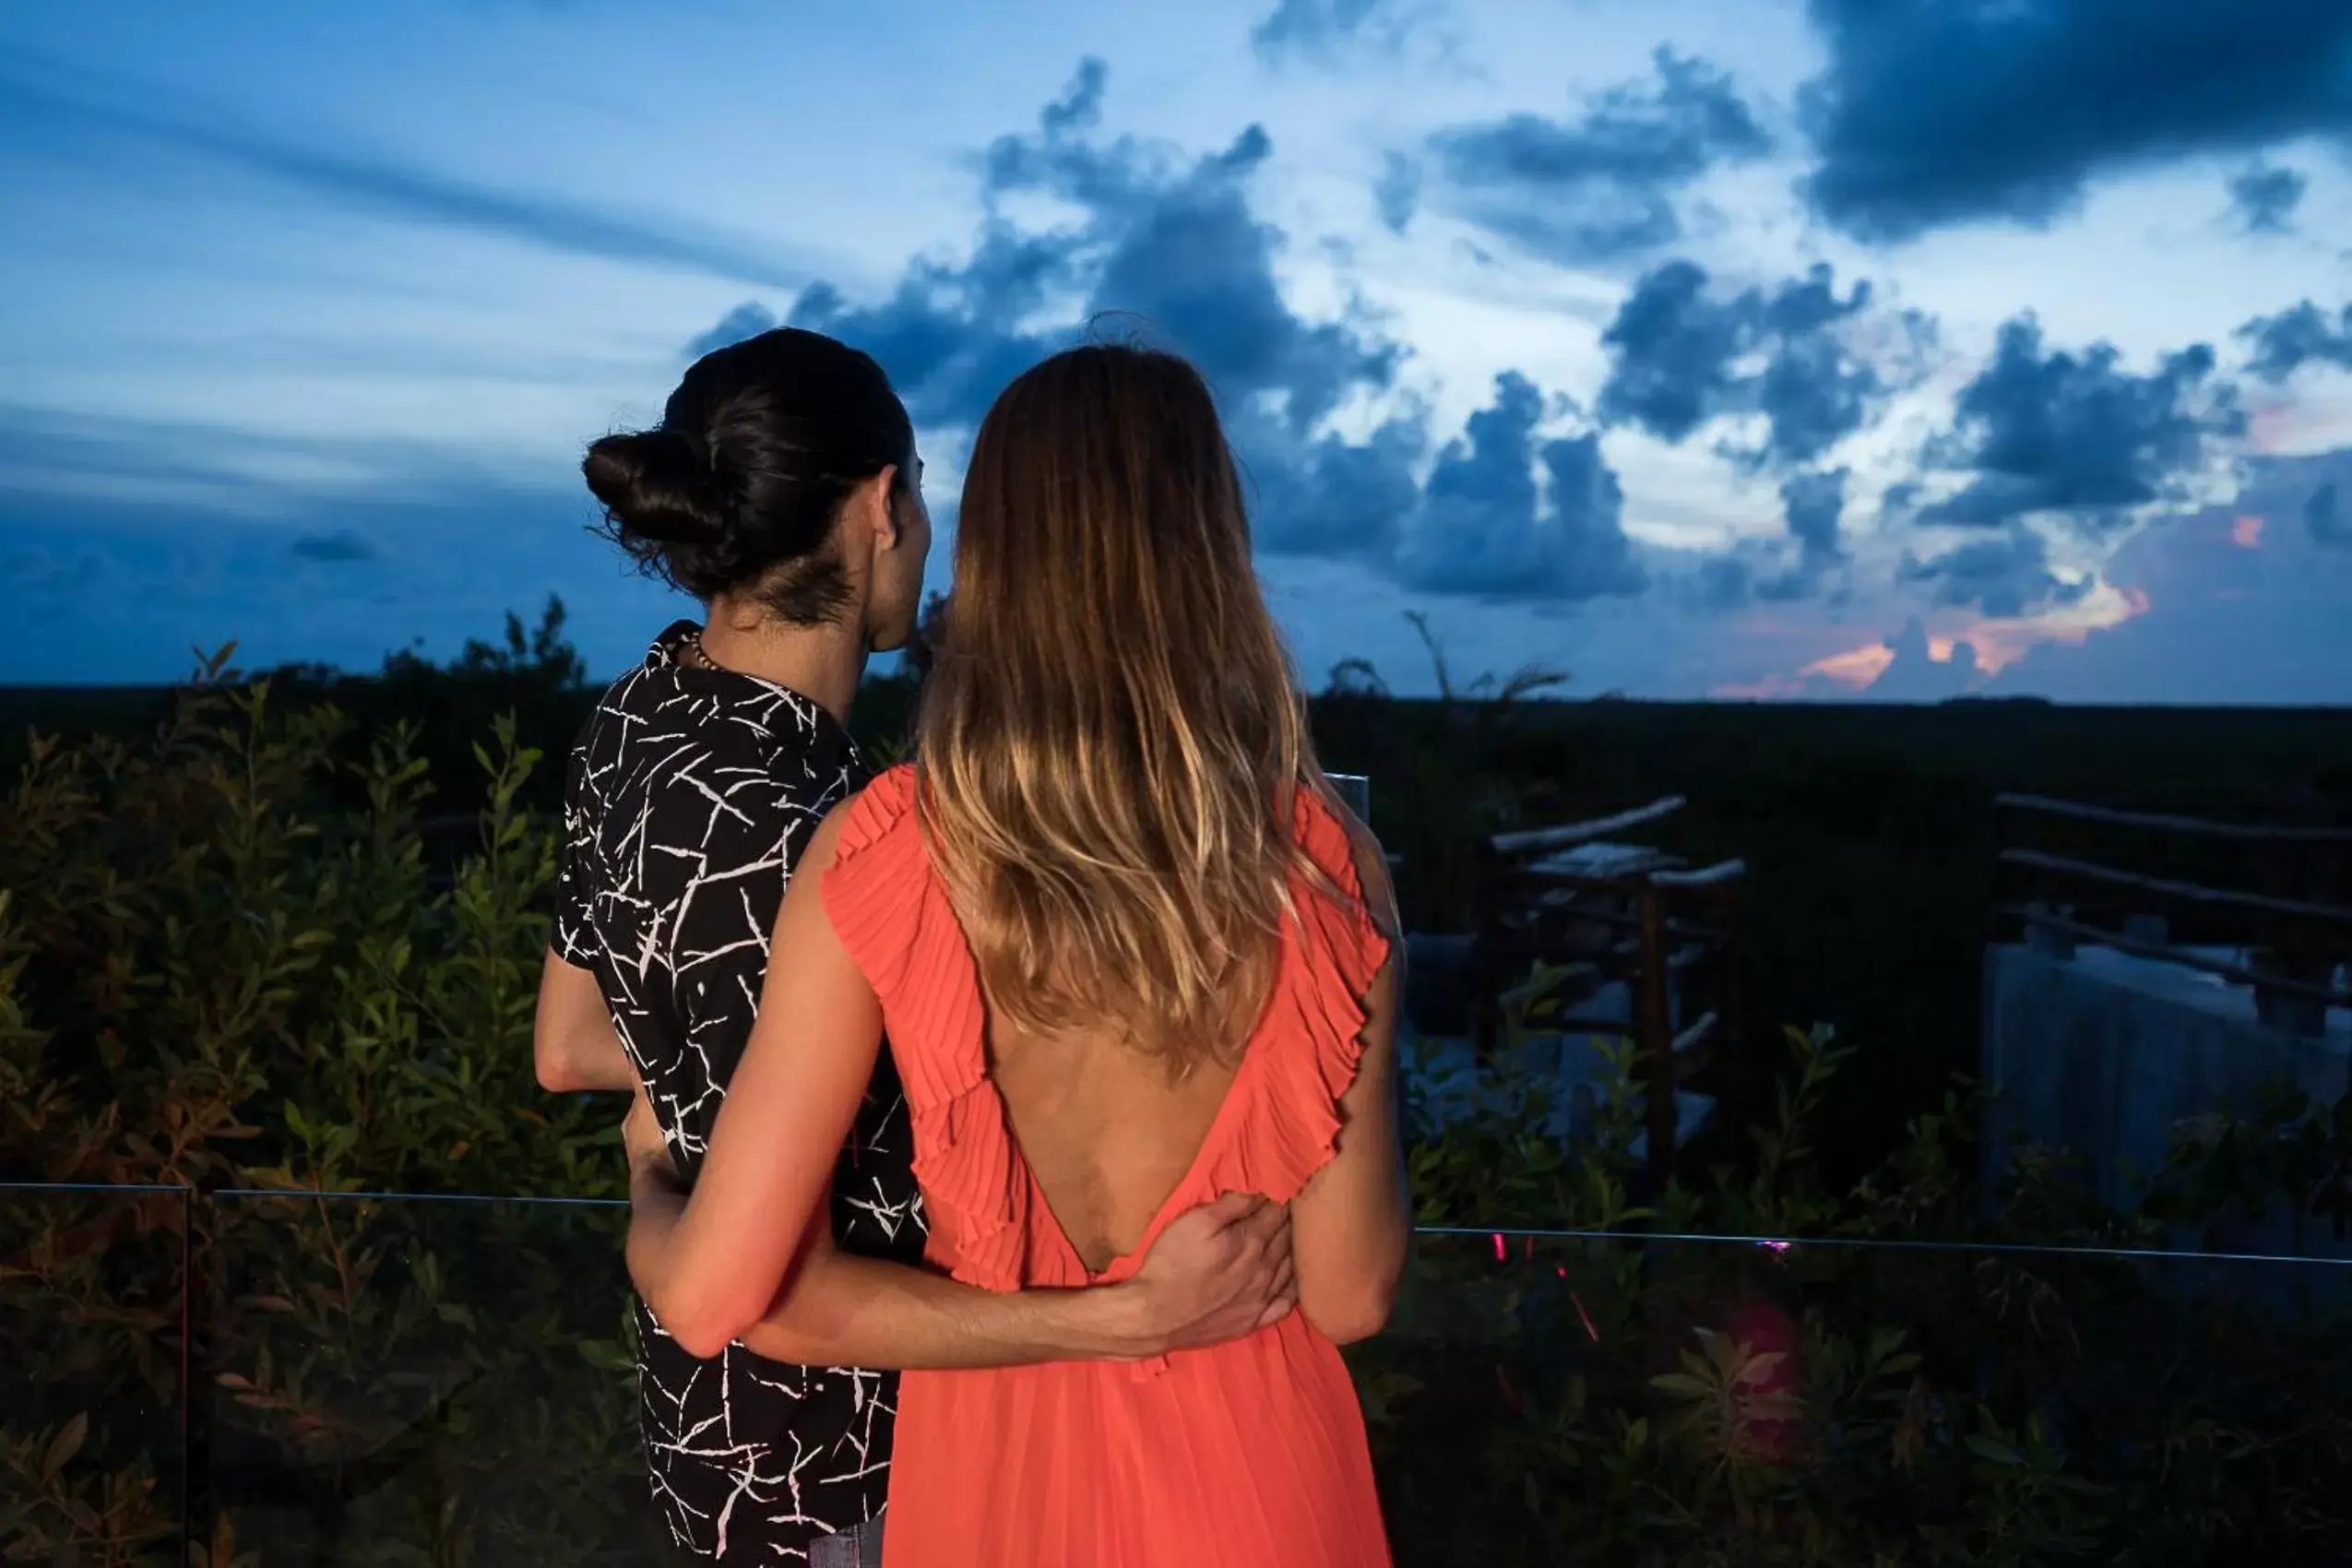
[915, 342, 1349, 1075]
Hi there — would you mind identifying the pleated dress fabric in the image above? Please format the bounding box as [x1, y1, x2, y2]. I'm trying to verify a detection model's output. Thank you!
[821, 765, 1395, 1568]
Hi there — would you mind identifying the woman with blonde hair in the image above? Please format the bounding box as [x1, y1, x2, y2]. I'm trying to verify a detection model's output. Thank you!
[627, 341, 1408, 1565]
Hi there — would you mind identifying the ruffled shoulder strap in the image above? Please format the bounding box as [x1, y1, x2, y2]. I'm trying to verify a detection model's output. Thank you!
[822, 763, 924, 990]
[1222, 785, 1396, 1205]
[821, 764, 1032, 1288]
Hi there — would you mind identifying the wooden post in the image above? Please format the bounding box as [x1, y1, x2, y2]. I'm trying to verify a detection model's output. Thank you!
[1637, 884, 1676, 1185]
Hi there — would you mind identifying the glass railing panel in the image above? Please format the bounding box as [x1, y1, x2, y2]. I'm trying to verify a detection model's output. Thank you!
[208, 1190, 669, 1566]
[0, 1183, 188, 1565]
[22, 1187, 2333, 1564]
[1357, 1228, 2352, 1565]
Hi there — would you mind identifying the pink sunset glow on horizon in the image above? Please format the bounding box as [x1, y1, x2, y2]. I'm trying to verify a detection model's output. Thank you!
[1710, 579, 2159, 699]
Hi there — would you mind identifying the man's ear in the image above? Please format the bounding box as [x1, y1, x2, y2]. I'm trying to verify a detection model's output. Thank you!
[868, 464, 904, 548]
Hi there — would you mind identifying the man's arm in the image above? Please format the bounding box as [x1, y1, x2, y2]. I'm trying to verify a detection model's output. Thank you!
[624, 1092, 1293, 1370]
[534, 950, 638, 1094]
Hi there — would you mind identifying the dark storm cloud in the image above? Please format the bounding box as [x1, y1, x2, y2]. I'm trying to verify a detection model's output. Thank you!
[1898, 526, 2088, 618]
[1798, 0, 2352, 244]
[2310, 481, 2346, 546]
[1920, 316, 2243, 529]
[1595, 259, 1903, 469]
[0, 50, 825, 291]
[1422, 49, 1773, 263]
[687, 59, 1646, 607]
[2227, 160, 2308, 234]
[2238, 300, 2352, 384]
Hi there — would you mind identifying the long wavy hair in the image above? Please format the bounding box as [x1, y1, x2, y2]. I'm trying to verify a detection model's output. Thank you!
[915, 342, 1348, 1075]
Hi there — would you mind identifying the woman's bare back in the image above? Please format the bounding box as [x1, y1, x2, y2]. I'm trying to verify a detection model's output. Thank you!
[988, 1005, 1260, 1273]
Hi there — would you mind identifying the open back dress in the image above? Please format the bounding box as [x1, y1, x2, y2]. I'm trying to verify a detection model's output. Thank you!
[821, 763, 1395, 1568]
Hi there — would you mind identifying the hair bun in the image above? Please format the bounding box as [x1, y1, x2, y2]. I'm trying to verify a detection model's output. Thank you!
[582, 428, 729, 545]
[583, 326, 912, 615]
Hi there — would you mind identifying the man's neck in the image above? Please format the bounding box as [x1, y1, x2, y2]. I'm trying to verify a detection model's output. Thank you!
[696, 611, 869, 728]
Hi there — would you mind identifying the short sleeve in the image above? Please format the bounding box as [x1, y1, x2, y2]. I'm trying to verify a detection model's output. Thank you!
[551, 733, 604, 968]
[1226, 788, 1395, 1204]
[821, 765, 1034, 1290]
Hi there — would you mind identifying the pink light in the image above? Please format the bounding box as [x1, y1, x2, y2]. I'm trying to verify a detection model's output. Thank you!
[1758, 1239, 1791, 1253]
[1492, 1232, 1507, 1262]
[1571, 1290, 1600, 1344]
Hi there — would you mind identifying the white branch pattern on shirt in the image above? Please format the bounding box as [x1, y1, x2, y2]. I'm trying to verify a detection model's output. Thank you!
[554, 622, 925, 1562]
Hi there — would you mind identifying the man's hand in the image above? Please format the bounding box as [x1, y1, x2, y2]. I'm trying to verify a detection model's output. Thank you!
[1118, 1192, 1295, 1355]
[622, 1075, 678, 1184]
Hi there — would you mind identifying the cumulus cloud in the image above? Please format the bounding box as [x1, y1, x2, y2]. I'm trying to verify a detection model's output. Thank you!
[684, 303, 780, 360]
[1390, 372, 1646, 600]
[1980, 457, 2352, 704]
[1251, 0, 1425, 63]
[1897, 525, 2089, 617]
[2239, 299, 2352, 384]
[1862, 617, 1983, 703]
[1242, 417, 1427, 562]
[1420, 48, 1773, 264]
[1918, 316, 2243, 529]
[778, 60, 1396, 456]
[1595, 259, 1912, 469]
[689, 59, 1644, 609]
[1797, 0, 2352, 243]
[1690, 468, 1852, 609]
[2227, 160, 2308, 234]
[1780, 467, 1848, 565]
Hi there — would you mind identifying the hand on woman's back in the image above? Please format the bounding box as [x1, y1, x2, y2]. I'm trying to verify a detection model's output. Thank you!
[1126, 1192, 1298, 1352]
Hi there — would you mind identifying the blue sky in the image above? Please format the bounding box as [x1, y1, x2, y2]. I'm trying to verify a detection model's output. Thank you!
[3, 0, 2349, 700]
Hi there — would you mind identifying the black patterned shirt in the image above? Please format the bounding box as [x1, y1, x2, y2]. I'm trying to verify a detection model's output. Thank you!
[553, 620, 926, 1562]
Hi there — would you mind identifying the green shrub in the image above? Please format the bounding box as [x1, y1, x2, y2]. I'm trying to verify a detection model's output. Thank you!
[1, 659, 648, 1563]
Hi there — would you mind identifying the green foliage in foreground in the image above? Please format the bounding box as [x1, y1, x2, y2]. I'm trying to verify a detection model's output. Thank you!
[4, 665, 2351, 1564]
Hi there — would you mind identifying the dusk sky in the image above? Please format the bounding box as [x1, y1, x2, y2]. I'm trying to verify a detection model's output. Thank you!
[4, 0, 2349, 700]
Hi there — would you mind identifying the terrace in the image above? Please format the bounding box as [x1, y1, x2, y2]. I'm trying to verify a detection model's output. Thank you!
[10, 685, 2352, 1562]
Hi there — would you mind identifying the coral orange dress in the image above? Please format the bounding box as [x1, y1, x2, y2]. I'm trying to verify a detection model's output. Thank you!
[821, 764, 1394, 1568]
